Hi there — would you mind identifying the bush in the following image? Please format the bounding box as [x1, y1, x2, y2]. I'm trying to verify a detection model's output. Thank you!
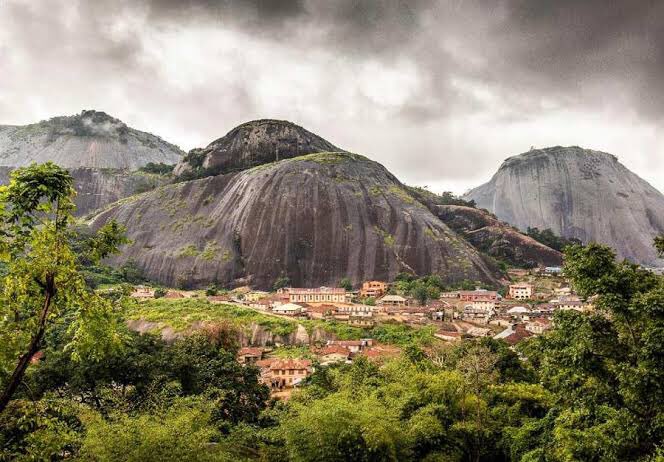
[138, 162, 175, 175]
[154, 288, 167, 298]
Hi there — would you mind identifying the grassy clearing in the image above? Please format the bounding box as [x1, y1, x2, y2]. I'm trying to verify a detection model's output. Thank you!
[123, 298, 297, 334]
[122, 298, 438, 346]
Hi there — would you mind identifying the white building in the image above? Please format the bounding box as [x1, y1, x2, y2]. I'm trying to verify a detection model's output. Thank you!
[272, 303, 304, 316]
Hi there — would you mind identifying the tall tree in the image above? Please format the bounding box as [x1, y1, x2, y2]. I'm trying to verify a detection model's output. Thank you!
[0, 163, 127, 414]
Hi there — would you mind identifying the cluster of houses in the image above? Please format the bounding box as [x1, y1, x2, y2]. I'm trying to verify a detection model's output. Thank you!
[437, 283, 592, 345]
[129, 266, 588, 351]
[237, 338, 398, 394]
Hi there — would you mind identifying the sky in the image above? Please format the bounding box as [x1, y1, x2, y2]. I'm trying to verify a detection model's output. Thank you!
[1, 0, 663, 195]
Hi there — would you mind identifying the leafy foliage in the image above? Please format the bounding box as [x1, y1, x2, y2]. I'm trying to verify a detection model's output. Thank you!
[526, 227, 582, 252]
[138, 162, 175, 175]
[0, 163, 126, 415]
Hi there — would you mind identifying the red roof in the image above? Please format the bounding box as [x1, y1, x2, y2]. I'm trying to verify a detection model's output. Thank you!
[319, 345, 351, 356]
[328, 340, 362, 347]
[504, 324, 534, 345]
[289, 287, 347, 295]
[359, 346, 400, 360]
[238, 347, 264, 357]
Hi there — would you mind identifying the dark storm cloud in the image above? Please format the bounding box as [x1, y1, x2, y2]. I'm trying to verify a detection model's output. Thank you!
[1, 0, 664, 193]
[484, 0, 664, 118]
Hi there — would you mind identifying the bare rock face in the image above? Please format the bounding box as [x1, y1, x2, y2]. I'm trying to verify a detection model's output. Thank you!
[0, 110, 184, 169]
[0, 110, 183, 215]
[465, 146, 664, 266]
[173, 119, 340, 178]
[436, 205, 563, 268]
[0, 166, 169, 216]
[91, 152, 500, 289]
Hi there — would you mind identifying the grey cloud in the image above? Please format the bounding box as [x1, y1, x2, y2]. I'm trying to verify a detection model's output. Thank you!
[1, 0, 663, 194]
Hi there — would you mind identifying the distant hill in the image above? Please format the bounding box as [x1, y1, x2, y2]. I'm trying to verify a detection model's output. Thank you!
[0, 110, 184, 214]
[0, 110, 183, 169]
[465, 146, 664, 266]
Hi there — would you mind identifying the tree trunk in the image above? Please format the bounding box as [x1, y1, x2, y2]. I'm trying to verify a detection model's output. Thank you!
[0, 276, 54, 414]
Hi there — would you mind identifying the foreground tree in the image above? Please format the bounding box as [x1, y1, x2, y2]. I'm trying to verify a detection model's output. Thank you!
[0, 163, 127, 414]
[519, 242, 664, 460]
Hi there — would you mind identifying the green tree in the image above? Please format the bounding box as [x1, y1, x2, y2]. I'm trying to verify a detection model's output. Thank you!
[273, 276, 290, 291]
[410, 282, 429, 306]
[520, 242, 664, 460]
[0, 163, 127, 414]
[655, 235, 664, 256]
[78, 399, 227, 462]
[338, 277, 353, 291]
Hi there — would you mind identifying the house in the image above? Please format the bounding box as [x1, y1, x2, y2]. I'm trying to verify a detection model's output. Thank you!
[336, 304, 375, 317]
[349, 315, 375, 327]
[306, 304, 338, 320]
[471, 299, 496, 311]
[467, 326, 492, 337]
[258, 359, 313, 389]
[459, 289, 498, 302]
[165, 290, 185, 299]
[462, 305, 493, 322]
[289, 287, 351, 304]
[509, 284, 534, 300]
[496, 324, 533, 345]
[555, 300, 586, 311]
[327, 339, 373, 353]
[543, 266, 563, 276]
[360, 281, 388, 298]
[245, 290, 270, 302]
[378, 294, 408, 307]
[507, 306, 531, 316]
[440, 291, 460, 299]
[318, 345, 351, 364]
[237, 347, 265, 365]
[526, 318, 552, 334]
[130, 285, 154, 299]
[554, 287, 572, 296]
[272, 303, 304, 316]
[489, 317, 514, 328]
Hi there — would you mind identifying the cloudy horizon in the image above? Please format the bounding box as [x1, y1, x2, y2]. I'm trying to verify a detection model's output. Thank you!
[1, 0, 663, 195]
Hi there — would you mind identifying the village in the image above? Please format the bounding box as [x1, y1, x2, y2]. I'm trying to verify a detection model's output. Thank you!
[129, 265, 592, 397]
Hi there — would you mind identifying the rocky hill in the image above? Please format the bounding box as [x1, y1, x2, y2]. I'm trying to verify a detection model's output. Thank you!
[465, 146, 664, 266]
[406, 187, 562, 268]
[0, 110, 183, 169]
[435, 205, 563, 268]
[174, 119, 340, 179]
[0, 110, 184, 215]
[90, 151, 501, 289]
